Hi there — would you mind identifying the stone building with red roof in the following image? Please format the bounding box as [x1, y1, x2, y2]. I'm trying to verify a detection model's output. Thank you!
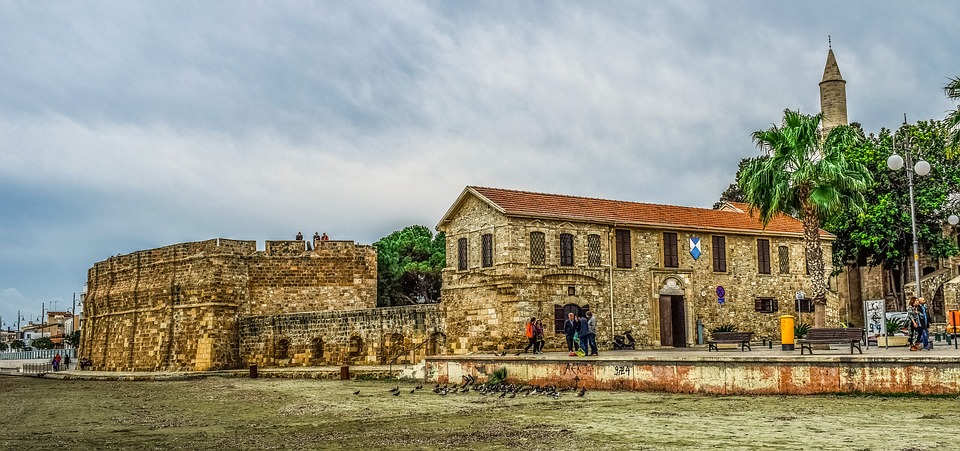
[436, 186, 839, 353]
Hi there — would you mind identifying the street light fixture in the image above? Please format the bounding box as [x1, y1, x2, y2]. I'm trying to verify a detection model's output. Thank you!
[949, 214, 959, 226]
[887, 120, 931, 298]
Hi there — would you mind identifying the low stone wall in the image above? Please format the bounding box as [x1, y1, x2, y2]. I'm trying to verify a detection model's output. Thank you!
[239, 304, 444, 367]
[427, 354, 960, 395]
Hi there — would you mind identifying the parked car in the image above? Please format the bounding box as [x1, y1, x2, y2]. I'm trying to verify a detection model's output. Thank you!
[21, 346, 33, 351]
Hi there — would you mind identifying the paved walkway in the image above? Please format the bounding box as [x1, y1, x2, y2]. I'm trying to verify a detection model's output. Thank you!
[8, 341, 958, 382]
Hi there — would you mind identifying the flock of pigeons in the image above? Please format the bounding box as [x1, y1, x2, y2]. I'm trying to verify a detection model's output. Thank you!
[354, 374, 587, 399]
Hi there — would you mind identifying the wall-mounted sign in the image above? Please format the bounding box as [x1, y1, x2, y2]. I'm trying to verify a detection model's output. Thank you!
[690, 237, 701, 260]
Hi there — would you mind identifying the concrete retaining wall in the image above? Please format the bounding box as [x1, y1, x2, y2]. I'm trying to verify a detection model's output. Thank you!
[426, 355, 960, 395]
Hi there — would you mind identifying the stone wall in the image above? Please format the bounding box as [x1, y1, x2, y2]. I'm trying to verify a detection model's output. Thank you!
[79, 238, 377, 371]
[440, 196, 838, 354]
[238, 304, 443, 367]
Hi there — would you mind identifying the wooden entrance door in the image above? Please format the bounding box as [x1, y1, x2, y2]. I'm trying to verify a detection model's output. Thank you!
[659, 295, 687, 347]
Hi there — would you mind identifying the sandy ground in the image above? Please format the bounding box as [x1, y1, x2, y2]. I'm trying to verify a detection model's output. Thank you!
[2, 376, 958, 450]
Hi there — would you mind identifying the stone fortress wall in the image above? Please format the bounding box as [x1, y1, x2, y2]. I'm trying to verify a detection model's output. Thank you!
[79, 237, 441, 371]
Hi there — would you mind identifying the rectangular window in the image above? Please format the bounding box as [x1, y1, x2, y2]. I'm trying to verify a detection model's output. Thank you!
[530, 232, 545, 265]
[587, 234, 601, 267]
[560, 233, 574, 266]
[712, 236, 727, 272]
[778, 245, 790, 274]
[663, 232, 678, 268]
[615, 229, 632, 268]
[755, 297, 779, 313]
[757, 239, 771, 274]
[457, 238, 467, 270]
[481, 234, 493, 267]
[796, 298, 814, 313]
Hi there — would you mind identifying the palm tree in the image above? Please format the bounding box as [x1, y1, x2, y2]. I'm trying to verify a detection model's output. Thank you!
[945, 76, 960, 157]
[739, 109, 873, 327]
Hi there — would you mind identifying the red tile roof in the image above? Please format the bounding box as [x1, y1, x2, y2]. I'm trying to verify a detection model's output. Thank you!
[439, 186, 831, 238]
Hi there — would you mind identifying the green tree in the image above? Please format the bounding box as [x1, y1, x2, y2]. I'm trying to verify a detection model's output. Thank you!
[31, 337, 54, 350]
[65, 330, 81, 348]
[740, 109, 873, 327]
[0, 342, 7, 352]
[374, 225, 446, 307]
[945, 76, 960, 157]
[828, 120, 960, 307]
[713, 157, 759, 209]
[10, 339, 24, 351]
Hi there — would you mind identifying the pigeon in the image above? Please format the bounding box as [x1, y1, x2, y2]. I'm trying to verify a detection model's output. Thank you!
[415, 384, 423, 390]
[389, 386, 399, 393]
[392, 391, 400, 396]
[577, 388, 586, 397]
[353, 390, 360, 395]
[410, 388, 416, 394]
[499, 391, 507, 398]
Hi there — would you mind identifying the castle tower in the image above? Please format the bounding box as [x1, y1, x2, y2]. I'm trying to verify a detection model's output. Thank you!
[819, 42, 847, 135]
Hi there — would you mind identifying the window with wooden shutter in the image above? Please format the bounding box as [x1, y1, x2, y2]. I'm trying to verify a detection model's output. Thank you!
[530, 231, 545, 265]
[757, 239, 771, 274]
[587, 234, 602, 267]
[795, 298, 814, 313]
[457, 238, 468, 270]
[616, 229, 632, 268]
[481, 233, 493, 267]
[560, 233, 574, 266]
[754, 297, 778, 313]
[778, 245, 790, 274]
[663, 232, 679, 268]
[712, 235, 727, 272]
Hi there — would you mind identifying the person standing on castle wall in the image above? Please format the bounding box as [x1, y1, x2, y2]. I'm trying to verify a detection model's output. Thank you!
[584, 311, 598, 356]
[321, 233, 329, 241]
[523, 317, 537, 353]
[295, 232, 303, 240]
[564, 312, 579, 356]
[534, 319, 545, 354]
[313, 232, 320, 242]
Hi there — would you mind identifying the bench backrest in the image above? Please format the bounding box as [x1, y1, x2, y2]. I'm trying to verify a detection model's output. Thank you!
[806, 328, 863, 341]
[711, 331, 753, 341]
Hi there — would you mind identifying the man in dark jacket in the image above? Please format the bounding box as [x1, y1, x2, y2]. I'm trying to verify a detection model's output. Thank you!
[563, 312, 579, 356]
[578, 313, 590, 355]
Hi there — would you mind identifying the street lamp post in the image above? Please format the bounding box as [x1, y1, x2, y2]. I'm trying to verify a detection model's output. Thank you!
[887, 122, 932, 299]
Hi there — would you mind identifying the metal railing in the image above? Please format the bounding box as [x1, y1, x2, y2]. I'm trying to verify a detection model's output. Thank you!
[21, 363, 54, 374]
[0, 348, 76, 360]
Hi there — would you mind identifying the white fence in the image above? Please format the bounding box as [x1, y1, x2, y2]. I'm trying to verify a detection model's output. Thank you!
[0, 348, 76, 360]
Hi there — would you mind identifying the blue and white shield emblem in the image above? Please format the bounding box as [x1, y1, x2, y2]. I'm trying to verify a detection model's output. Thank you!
[689, 237, 701, 260]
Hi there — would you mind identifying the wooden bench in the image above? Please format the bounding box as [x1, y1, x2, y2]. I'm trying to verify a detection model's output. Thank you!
[708, 331, 754, 351]
[798, 328, 864, 354]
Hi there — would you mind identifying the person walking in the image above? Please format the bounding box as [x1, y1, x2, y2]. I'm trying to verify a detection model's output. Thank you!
[918, 297, 932, 351]
[534, 320, 546, 354]
[52, 352, 62, 371]
[584, 311, 599, 356]
[564, 312, 579, 356]
[523, 317, 537, 353]
[908, 297, 920, 351]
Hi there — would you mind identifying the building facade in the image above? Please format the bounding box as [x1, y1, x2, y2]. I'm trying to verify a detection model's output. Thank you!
[437, 186, 837, 354]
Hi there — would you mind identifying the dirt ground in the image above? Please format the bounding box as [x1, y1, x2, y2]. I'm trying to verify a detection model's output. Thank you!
[2, 375, 958, 450]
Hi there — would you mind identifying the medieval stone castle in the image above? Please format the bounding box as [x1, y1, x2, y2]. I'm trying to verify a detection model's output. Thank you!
[78, 48, 960, 371]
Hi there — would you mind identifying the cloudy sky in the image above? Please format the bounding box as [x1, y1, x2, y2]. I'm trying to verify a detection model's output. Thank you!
[1, 1, 958, 327]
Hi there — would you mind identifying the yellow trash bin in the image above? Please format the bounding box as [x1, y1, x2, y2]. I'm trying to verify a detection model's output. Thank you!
[780, 315, 796, 351]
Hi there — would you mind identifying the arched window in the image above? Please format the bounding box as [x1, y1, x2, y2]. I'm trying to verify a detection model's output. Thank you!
[275, 339, 290, 360]
[348, 336, 364, 357]
[427, 332, 446, 356]
[312, 337, 323, 360]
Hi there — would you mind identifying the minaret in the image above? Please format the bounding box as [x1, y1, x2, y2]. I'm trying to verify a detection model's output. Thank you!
[819, 37, 847, 135]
